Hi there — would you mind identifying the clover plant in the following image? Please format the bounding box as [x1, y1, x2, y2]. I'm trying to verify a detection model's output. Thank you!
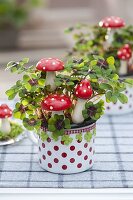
[5, 55, 133, 145]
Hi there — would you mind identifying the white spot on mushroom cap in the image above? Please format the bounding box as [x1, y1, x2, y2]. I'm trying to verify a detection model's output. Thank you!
[4, 109, 8, 112]
[122, 56, 126, 59]
[76, 91, 78, 95]
[88, 86, 91, 89]
[61, 99, 65, 102]
[122, 49, 127, 53]
[115, 20, 119, 23]
[127, 54, 131, 58]
[52, 62, 56, 65]
[99, 21, 103, 27]
[107, 18, 111, 21]
[44, 100, 47, 103]
[84, 89, 87, 93]
[105, 22, 109, 27]
[43, 67, 45, 70]
[80, 84, 82, 87]
[50, 106, 53, 110]
[117, 51, 122, 55]
[51, 98, 55, 101]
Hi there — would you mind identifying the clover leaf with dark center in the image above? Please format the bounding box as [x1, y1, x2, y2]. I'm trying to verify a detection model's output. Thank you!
[48, 114, 71, 137]
[23, 115, 41, 131]
[83, 100, 104, 121]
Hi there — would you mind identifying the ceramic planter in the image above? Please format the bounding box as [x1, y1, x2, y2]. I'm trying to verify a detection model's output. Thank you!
[103, 85, 133, 115]
[28, 122, 96, 174]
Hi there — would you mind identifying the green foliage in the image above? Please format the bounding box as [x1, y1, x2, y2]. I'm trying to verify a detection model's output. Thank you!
[0, 0, 43, 29]
[61, 135, 73, 145]
[93, 128, 96, 136]
[83, 100, 104, 121]
[48, 115, 71, 137]
[40, 131, 48, 142]
[0, 121, 23, 141]
[76, 133, 82, 142]
[23, 115, 41, 131]
[5, 54, 131, 145]
[84, 131, 92, 142]
[66, 23, 133, 73]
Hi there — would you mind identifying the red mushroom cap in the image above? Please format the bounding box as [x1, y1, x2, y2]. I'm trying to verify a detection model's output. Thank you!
[99, 16, 125, 28]
[117, 44, 132, 60]
[41, 94, 72, 111]
[75, 79, 93, 99]
[0, 104, 12, 118]
[36, 58, 64, 72]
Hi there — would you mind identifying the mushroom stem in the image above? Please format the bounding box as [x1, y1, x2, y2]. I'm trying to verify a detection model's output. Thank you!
[45, 71, 56, 91]
[52, 111, 63, 117]
[119, 60, 128, 75]
[72, 99, 86, 124]
[106, 29, 116, 46]
[0, 118, 11, 134]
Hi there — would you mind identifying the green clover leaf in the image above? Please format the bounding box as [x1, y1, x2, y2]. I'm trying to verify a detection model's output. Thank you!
[84, 131, 92, 142]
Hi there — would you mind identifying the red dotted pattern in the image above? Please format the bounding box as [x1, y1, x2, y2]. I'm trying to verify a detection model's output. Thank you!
[40, 142, 93, 170]
[62, 152, 67, 158]
[42, 143, 45, 148]
[62, 165, 67, 170]
[77, 151, 82, 156]
[54, 158, 59, 163]
[70, 158, 75, 163]
[54, 146, 59, 151]
[70, 146, 75, 151]
[47, 151, 52, 156]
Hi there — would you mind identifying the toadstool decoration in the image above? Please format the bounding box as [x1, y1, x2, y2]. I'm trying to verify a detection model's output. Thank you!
[36, 58, 64, 91]
[72, 79, 93, 124]
[41, 94, 72, 116]
[99, 16, 125, 47]
[117, 44, 132, 75]
[0, 104, 12, 134]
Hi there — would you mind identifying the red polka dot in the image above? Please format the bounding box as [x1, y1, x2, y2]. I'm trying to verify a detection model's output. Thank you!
[61, 141, 64, 145]
[89, 147, 92, 152]
[47, 151, 52, 156]
[84, 155, 88, 160]
[70, 146, 75, 151]
[48, 163, 52, 168]
[54, 158, 59, 163]
[47, 138, 51, 143]
[84, 143, 88, 148]
[54, 146, 59, 151]
[70, 158, 75, 163]
[62, 165, 67, 170]
[62, 152, 67, 158]
[42, 155, 46, 160]
[77, 151, 82, 156]
[39, 147, 41, 151]
[77, 140, 81, 143]
[89, 159, 92, 165]
[42, 143, 45, 148]
[77, 163, 82, 168]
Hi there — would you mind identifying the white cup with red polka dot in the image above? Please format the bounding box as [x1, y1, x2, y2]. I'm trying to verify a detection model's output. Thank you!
[103, 85, 133, 115]
[28, 122, 96, 174]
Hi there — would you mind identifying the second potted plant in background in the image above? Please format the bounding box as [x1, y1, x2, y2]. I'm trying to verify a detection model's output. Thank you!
[65, 16, 133, 115]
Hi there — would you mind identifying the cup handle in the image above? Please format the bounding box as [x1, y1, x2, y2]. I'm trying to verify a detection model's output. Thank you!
[27, 131, 38, 145]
